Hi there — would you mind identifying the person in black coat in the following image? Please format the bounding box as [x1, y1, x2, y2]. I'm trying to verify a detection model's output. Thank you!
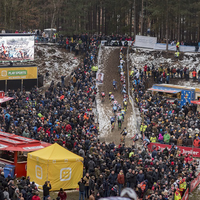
[130, 170, 137, 189]
[136, 170, 145, 184]
[43, 181, 51, 199]
[152, 168, 159, 183]
[78, 178, 86, 200]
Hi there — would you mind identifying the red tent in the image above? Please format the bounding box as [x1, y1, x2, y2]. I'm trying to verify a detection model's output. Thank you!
[0, 131, 50, 177]
[0, 91, 13, 104]
[191, 100, 200, 105]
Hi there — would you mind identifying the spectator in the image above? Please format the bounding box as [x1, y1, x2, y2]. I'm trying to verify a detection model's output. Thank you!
[32, 191, 41, 200]
[164, 132, 170, 144]
[43, 181, 51, 200]
[78, 178, 86, 200]
[83, 173, 90, 199]
[58, 188, 67, 200]
[137, 170, 145, 184]
[193, 137, 200, 148]
[117, 170, 125, 195]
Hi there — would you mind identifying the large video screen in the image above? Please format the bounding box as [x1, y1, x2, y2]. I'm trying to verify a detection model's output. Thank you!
[0, 35, 34, 62]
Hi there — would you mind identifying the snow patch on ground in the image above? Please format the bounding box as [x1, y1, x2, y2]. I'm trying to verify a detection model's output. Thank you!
[126, 112, 136, 137]
[97, 46, 114, 138]
[129, 49, 200, 71]
[33, 44, 80, 86]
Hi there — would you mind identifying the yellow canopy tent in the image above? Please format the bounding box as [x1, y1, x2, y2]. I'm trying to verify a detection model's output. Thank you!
[27, 143, 83, 190]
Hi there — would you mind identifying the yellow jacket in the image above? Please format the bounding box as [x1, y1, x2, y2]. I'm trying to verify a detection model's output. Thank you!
[150, 136, 157, 143]
[174, 191, 181, 200]
[140, 124, 147, 132]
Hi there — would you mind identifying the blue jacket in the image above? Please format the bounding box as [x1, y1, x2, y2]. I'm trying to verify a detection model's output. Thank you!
[137, 173, 145, 184]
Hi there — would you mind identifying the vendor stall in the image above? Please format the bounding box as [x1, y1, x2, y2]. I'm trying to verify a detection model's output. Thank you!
[0, 131, 50, 177]
[0, 91, 13, 105]
[148, 84, 195, 106]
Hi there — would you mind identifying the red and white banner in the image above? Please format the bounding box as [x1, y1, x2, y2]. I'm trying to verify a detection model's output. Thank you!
[182, 188, 189, 200]
[190, 172, 200, 193]
[148, 143, 200, 157]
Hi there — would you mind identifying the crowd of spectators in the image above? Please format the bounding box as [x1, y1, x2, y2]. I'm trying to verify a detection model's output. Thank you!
[0, 34, 198, 200]
[131, 64, 200, 86]
[131, 64, 200, 148]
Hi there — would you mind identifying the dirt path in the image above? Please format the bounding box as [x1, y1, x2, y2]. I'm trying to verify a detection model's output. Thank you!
[97, 47, 136, 146]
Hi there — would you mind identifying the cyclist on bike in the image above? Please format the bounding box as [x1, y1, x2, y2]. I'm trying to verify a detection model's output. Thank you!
[110, 94, 114, 102]
[121, 127, 128, 136]
[123, 100, 128, 111]
[113, 105, 118, 115]
[121, 108, 125, 121]
[118, 104, 122, 111]
[113, 79, 117, 90]
[110, 116, 115, 125]
[113, 100, 118, 106]
[109, 92, 112, 98]
[101, 91, 105, 102]
[118, 65, 123, 73]
[120, 75, 124, 84]
[122, 87, 126, 94]
[117, 114, 123, 128]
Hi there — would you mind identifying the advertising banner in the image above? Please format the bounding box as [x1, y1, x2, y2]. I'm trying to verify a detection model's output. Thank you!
[0, 36, 34, 62]
[134, 35, 157, 49]
[182, 188, 189, 200]
[148, 143, 200, 157]
[0, 66, 37, 80]
[96, 72, 104, 84]
[190, 172, 200, 193]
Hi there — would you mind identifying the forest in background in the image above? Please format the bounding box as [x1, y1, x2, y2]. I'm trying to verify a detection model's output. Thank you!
[1, 0, 200, 42]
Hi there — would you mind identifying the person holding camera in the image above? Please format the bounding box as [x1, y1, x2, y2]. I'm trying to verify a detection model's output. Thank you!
[43, 181, 51, 200]
[78, 178, 86, 200]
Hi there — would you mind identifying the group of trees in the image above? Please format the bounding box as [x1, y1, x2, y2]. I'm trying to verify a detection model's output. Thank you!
[0, 0, 200, 42]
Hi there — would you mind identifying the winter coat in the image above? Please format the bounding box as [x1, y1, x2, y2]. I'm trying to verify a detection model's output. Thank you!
[108, 174, 116, 186]
[152, 171, 159, 182]
[164, 133, 170, 143]
[177, 136, 183, 146]
[117, 173, 125, 184]
[137, 173, 145, 184]
[158, 133, 163, 141]
[126, 172, 133, 183]
[78, 180, 86, 192]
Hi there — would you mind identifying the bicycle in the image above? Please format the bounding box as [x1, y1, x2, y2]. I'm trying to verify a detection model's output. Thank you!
[111, 122, 115, 131]
[124, 105, 127, 112]
[118, 121, 122, 130]
[101, 96, 105, 102]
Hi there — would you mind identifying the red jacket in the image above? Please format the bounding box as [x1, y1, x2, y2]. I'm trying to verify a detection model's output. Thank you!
[117, 173, 125, 184]
[32, 196, 41, 200]
[184, 156, 190, 163]
[193, 139, 200, 148]
[65, 124, 72, 132]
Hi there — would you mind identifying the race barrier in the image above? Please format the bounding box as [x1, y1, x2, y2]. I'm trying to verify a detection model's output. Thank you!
[182, 188, 189, 200]
[154, 43, 198, 52]
[127, 46, 140, 135]
[134, 35, 157, 49]
[148, 143, 200, 158]
[190, 172, 200, 193]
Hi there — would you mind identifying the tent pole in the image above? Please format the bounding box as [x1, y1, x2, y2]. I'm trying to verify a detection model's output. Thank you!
[14, 151, 18, 166]
[14, 151, 18, 176]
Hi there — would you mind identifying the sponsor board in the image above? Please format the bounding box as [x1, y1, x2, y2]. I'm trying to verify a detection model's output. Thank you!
[148, 143, 200, 157]
[0, 66, 37, 80]
[190, 173, 200, 193]
[182, 188, 189, 200]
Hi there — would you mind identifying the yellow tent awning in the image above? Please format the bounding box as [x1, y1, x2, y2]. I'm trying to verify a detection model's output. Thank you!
[29, 143, 83, 161]
[27, 143, 83, 190]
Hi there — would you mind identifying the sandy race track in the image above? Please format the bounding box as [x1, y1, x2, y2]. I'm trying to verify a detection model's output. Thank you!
[96, 46, 137, 146]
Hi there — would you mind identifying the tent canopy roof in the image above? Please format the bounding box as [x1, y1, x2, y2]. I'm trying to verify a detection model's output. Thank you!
[29, 143, 83, 161]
